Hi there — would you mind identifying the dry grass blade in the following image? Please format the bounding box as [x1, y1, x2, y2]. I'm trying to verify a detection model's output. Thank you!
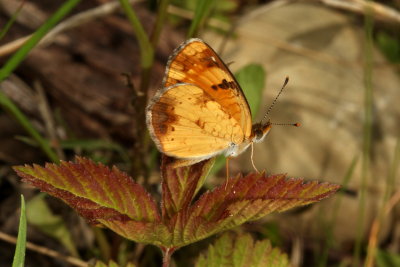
[167, 5, 230, 31]
[0, 0, 141, 57]
[34, 80, 65, 160]
[0, 231, 87, 267]
[321, 0, 400, 24]
[365, 189, 400, 267]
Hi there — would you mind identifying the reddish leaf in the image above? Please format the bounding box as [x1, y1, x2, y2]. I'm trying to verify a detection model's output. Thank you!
[13, 157, 160, 225]
[162, 172, 340, 247]
[161, 156, 215, 219]
[14, 157, 340, 249]
[99, 220, 170, 245]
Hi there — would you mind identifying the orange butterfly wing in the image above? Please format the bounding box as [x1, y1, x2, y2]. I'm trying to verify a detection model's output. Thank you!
[147, 83, 246, 159]
[147, 39, 253, 160]
[163, 38, 252, 138]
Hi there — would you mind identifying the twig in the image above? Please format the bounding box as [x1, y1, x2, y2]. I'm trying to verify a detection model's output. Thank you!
[34, 80, 66, 160]
[0, 231, 88, 267]
[320, 0, 400, 24]
[1, 0, 399, 58]
[0, 0, 141, 57]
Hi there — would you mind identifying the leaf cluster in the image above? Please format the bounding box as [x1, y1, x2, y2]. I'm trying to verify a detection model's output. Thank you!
[14, 156, 340, 252]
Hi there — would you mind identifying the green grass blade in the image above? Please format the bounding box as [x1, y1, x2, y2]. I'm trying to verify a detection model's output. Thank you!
[12, 195, 27, 267]
[60, 139, 131, 163]
[118, 1, 155, 176]
[0, 0, 81, 162]
[187, 0, 214, 38]
[0, 0, 81, 82]
[0, 91, 59, 162]
[0, 0, 24, 41]
[318, 156, 358, 267]
[376, 249, 400, 267]
[384, 137, 400, 203]
[354, 5, 374, 266]
[118, 0, 153, 70]
[150, 0, 171, 48]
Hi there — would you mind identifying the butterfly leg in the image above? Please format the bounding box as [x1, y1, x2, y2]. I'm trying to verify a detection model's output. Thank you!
[250, 142, 260, 173]
[224, 156, 232, 190]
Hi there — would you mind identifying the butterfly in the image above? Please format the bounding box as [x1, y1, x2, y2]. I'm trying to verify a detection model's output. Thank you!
[146, 38, 296, 168]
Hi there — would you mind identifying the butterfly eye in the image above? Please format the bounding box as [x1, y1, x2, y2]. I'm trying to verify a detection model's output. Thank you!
[252, 122, 272, 143]
[254, 128, 265, 142]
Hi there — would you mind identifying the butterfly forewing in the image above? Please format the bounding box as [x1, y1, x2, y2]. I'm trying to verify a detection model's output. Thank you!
[163, 38, 252, 139]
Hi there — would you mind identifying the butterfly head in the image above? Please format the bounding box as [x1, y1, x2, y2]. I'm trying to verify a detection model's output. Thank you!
[251, 121, 272, 143]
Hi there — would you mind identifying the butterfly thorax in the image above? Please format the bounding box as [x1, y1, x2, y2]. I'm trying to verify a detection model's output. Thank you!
[251, 121, 272, 143]
[223, 121, 272, 158]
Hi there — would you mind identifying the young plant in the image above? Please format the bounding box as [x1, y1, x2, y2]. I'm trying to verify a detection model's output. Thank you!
[14, 155, 339, 266]
[196, 232, 289, 267]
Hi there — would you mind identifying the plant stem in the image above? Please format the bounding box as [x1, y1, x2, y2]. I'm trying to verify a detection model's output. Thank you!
[0, 0, 25, 41]
[384, 137, 400, 204]
[118, 0, 155, 180]
[354, 2, 374, 266]
[162, 247, 176, 267]
[118, 0, 153, 71]
[187, 0, 214, 38]
[318, 156, 358, 267]
[150, 0, 171, 48]
[0, 90, 59, 162]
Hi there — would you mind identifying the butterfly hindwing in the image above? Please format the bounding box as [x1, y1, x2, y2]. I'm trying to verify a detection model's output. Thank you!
[147, 83, 245, 159]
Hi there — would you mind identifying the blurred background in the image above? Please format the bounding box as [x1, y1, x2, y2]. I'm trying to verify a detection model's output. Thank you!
[0, 0, 399, 266]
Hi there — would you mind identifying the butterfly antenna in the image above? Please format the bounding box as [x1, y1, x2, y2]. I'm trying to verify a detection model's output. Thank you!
[271, 122, 301, 127]
[261, 76, 289, 123]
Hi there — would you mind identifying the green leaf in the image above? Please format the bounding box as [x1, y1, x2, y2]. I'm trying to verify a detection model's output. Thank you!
[209, 155, 226, 177]
[235, 64, 266, 119]
[260, 222, 282, 247]
[95, 260, 136, 267]
[196, 232, 289, 267]
[376, 31, 400, 63]
[12, 195, 26, 267]
[376, 249, 400, 267]
[26, 194, 79, 257]
[214, 0, 237, 12]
